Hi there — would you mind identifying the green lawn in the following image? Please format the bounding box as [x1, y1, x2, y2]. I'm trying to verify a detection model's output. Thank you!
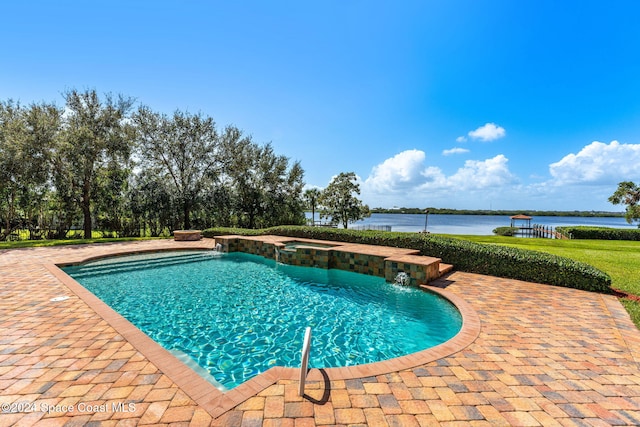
[444, 234, 640, 327]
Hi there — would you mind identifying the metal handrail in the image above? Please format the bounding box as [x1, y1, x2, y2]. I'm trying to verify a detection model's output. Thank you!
[298, 327, 312, 396]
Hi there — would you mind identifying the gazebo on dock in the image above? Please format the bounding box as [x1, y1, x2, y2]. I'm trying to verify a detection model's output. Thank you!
[510, 214, 533, 237]
[510, 214, 532, 229]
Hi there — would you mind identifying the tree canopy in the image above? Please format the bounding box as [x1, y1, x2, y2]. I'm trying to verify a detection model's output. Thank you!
[61, 89, 135, 238]
[133, 106, 224, 230]
[319, 172, 370, 228]
[0, 100, 62, 239]
[609, 181, 640, 227]
[0, 89, 307, 240]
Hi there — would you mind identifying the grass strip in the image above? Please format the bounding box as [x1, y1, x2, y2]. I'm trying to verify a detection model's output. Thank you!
[445, 235, 640, 327]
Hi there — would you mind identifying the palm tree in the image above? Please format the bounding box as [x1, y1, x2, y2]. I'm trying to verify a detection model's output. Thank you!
[304, 188, 321, 226]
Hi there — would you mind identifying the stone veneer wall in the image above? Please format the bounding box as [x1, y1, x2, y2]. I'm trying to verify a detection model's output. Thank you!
[330, 251, 387, 277]
[385, 260, 439, 286]
[214, 236, 441, 285]
[236, 239, 276, 259]
[277, 247, 330, 269]
[215, 236, 238, 253]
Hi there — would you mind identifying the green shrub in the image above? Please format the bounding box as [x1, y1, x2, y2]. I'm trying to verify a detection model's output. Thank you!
[203, 225, 612, 293]
[556, 226, 640, 241]
[202, 227, 264, 237]
[493, 226, 519, 236]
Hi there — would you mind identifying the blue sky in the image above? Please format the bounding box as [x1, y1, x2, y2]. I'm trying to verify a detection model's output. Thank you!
[2, 1, 640, 211]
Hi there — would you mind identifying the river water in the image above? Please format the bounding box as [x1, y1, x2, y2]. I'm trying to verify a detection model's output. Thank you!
[306, 213, 635, 235]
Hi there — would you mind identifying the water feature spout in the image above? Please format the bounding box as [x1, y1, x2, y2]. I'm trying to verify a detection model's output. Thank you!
[395, 271, 411, 286]
[209, 243, 224, 257]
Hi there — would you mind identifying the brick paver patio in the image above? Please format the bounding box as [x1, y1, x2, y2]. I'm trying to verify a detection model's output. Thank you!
[1, 239, 639, 426]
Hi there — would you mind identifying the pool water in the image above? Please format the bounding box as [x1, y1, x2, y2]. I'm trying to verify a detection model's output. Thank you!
[283, 241, 334, 250]
[63, 251, 462, 389]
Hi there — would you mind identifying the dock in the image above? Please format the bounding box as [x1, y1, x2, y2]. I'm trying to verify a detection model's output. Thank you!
[510, 214, 569, 239]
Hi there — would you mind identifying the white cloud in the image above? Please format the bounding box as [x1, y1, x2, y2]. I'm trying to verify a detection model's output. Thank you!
[420, 166, 447, 187]
[442, 147, 470, 156]
[361, 150, 517, 207]
[549, 140, 640, 185]
[356, 142, 638, 210]
[363, 149, 427, 192]
[468, 123, 506, 142]
[445, 155, 516, 189]
[303, 184, 323, 191]
[456, 136, 467, 143]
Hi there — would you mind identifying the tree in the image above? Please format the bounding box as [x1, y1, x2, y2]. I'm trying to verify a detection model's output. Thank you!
[20, 102, 63, 239]
[128, 169, 176, 236]
[304, 188, 321, 225]
[0, 101, 61, 240]
[199, 182, 234, 228]
[253, 144, 305, 228]
[49, 146, 82, 239]
[227, 142, 306, 228]
[609, 181, 640, 227]
[61, 89, 135, 238]
[93, 159, 131, 236]
[133, 107, 226, 230]
[0, 101, 28, 238]
[320, 172, 370, 228]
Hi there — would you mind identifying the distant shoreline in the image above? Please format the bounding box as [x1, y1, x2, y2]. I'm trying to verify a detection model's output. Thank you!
[368, 208, 625, 218]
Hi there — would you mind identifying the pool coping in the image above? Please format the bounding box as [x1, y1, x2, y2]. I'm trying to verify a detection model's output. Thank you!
[45, 240, 481, 419]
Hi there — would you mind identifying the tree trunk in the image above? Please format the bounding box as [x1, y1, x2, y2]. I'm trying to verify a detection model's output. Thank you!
[83, 177, 92, 239]
[183, 200, 191, 230]
[83, 201, 92, 239]
[3, 192, 15, 238]
[248, 205, 256, 229]
[2, 216, 9, 240]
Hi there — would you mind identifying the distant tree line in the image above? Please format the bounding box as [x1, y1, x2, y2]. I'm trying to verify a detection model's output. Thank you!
[0, 89, 306, 240]
[369, 207, 625, 217]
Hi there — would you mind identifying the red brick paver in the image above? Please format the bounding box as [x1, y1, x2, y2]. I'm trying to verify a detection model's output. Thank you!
[1, 240, 640, 426]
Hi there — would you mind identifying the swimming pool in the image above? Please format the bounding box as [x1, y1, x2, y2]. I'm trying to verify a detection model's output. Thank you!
[63, 250, 462, 389]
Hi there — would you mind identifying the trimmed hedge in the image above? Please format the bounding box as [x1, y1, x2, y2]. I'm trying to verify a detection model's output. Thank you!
[203, 226, 612, 293]
[493, 226, 519, 236]
[203, 227, 264, 237]
[556, 226, 640, 241]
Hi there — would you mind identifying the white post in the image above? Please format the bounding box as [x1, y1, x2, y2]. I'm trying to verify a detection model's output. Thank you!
[298, 327, 312, 396]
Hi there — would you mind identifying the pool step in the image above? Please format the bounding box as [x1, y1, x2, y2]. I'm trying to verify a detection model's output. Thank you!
[439, 263, 454, 276]
[64, 252, 213, 279]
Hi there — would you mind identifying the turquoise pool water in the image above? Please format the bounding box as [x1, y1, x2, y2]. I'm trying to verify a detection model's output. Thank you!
[63, 251, 462, 389]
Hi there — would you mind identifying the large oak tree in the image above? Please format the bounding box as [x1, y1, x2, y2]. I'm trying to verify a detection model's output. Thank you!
[133, 106, 230, 230]
[0, 101, 62, 239]
[61, 89, 135, 238]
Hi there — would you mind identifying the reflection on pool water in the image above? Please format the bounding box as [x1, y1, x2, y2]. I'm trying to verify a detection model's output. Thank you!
[63, 251, 462, 390]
